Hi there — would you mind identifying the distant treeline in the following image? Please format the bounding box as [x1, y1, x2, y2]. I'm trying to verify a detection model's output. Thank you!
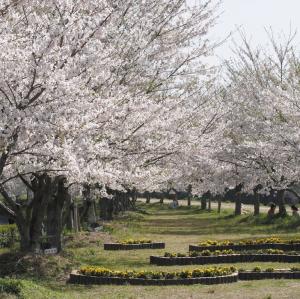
[138, 189, 278, 205]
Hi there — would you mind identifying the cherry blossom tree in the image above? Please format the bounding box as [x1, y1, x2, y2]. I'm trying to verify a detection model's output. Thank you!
[0, 0, 220, 252]
[215, 30, 300, 215]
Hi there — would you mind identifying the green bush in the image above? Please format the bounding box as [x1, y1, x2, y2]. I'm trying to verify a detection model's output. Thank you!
[0, 224, 17, 248]
[253, 266, 261, 272]
[0, 278, 22, 296]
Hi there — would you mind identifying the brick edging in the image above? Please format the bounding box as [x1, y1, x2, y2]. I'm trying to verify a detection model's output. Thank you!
[238, 271, 300, 280]
[150, 254, 300, 266]
[104, 242, 165, 250]
[68, 271, 238, 285]
[189, 243, 300, 252]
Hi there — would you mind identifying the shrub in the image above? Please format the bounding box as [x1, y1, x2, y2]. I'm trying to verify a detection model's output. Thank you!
[0, 224, 17, 248]
[257, 249, 284, 255]
[253, 266, 261, 272]
[0, 278, 23, 296]
[201, 250, 212, 256]
[265, 267, 274, 272]
[176, 253, 187, 257]
[118, 239, 152, 245]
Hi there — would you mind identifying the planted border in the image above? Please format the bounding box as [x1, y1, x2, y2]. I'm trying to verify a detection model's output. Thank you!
[238, 270, 300, 280]
[150, 254, 300, 266]
[104, 242, 165, 250]
[68, 271, 238, 285]
[189, 243, 300, 252]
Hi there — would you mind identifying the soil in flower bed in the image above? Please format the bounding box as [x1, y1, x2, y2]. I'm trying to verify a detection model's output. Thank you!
[104, 242, 165, 250]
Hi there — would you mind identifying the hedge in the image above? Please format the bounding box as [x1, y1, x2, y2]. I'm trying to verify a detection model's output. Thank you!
[0, 224, 17, 248]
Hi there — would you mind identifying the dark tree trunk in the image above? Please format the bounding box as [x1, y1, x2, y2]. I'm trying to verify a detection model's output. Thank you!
[16, 217, 31, 252]
[73, 203, 79, 232]
[63, 197, 74, 231]
[46, 176, 69, 252]
[201, 198, 207, 210]
[208, 198, 212, 211]
[217, 195, 222, 213]
[235, 192, 242, 216]
[99, 197, 114, 220]
[4, 174, 57, 253]
[146, 193, 150, 203]
[81, 184, 97, 224]
[186, 184, 192, 206]
[254, 192, 260, 216]
[277, 189, 287, 216]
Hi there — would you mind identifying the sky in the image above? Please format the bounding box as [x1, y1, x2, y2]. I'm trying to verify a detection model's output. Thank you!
[194, 0, 300, 62]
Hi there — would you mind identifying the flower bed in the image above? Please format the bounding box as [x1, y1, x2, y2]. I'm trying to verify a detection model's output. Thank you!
[190, 237, 300, 252]
[150, 252, 300, 266]
[238, 267, 300, 280]
[68, 266, 238, 285]
[0, 225, 17, 248]
[104, 240, 165, 250]
[165, 249, 286, 258]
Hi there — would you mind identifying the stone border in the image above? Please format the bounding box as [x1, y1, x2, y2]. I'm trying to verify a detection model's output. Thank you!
[238, 270, 300, 280]
[189, 243, 300, 252]
[150, 254, 300, 266]
[104, 242, 165, 250]
[68, 271, 238, 285]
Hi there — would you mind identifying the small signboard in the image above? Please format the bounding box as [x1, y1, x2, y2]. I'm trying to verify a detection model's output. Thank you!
[44, 247, 58, 255]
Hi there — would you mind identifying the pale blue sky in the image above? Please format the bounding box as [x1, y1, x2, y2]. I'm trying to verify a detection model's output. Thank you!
[192, 0, 300, 61]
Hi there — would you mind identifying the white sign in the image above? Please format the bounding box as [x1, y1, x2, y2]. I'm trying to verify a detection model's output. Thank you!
[44, 247, 58, 255]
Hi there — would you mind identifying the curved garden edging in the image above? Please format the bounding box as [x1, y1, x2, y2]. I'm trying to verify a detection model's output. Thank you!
[189, 243, 300, 252]
[150, 254, 300, 266]
[104, 242, 165, 250]
[238, 270, 300, 280]
[68, 271, 238, 285]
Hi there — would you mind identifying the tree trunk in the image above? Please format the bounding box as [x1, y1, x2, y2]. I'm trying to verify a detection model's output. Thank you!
[217, 196, 221, 214]
[208, 198, 211, 211]
[187, 195, 191, 206]
[16, 217, 31, 252]
[254, 192, 260, 216]
[235, 192, 242, 216]
[73, 204, 79, 233]
[277, 190, 287, 216]
[201, 198, 207, 210]
[146, 193, 150, 203]
[46, 176, 69, 252]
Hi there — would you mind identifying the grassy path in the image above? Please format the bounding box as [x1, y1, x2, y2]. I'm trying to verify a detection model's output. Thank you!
[2, 203, 300, 298]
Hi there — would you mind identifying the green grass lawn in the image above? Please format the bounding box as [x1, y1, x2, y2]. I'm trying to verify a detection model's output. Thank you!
[1, 202, 300, 299]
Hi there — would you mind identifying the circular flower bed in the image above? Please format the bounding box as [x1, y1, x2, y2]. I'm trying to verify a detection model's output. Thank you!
[190, 237, 300, 252]
[68, 266, 238, 285]
[238, 267, 300, 280]
[150, 250, 300, 266]
[104, 239, 165, 250]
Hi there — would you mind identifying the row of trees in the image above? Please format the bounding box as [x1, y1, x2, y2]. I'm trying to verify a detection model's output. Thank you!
[1, 0, 300, 253]
[0, 0, 221, 252]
